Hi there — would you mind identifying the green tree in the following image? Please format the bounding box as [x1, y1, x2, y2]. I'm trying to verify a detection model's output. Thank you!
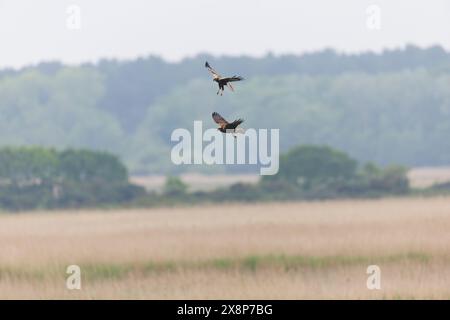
[0, 146, 59, 185]
[0, 146, 143, 210]
[163, 176, 188, 196]
[58, 149, 128, 184]
[268, 145, 358, 189]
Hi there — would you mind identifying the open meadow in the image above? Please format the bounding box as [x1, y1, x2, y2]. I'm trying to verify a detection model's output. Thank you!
[0, 197, 450, 299]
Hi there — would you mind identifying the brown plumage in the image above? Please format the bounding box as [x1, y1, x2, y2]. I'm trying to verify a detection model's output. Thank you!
[205, 61, 244, 96]
[212, 112, 244, 137]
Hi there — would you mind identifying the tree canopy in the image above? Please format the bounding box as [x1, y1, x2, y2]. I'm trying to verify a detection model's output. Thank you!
[0, 147, 143, 210]
[1, 45, 450, 174]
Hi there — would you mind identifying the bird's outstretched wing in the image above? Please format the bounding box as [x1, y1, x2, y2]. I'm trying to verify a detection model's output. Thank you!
[212, 112, 228, 126]
[222, 75, 244, 82]
[230, 118, 244, 129]
[205, 61, 221, 78]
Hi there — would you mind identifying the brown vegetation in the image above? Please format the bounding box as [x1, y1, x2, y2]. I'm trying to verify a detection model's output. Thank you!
[0, 197, 449, 299]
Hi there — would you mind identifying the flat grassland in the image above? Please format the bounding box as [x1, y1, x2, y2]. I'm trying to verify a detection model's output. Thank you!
[0, 197, 450, 299]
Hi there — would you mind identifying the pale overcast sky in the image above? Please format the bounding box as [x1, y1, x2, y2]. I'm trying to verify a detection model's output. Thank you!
[0, 0, 449, 68]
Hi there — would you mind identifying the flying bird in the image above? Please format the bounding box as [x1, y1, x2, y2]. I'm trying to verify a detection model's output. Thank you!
[205, 61, 244, 95]
[212, 112, 244, 137]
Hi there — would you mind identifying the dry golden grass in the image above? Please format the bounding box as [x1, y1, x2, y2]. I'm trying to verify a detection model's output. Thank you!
[1, 197, 450, 299]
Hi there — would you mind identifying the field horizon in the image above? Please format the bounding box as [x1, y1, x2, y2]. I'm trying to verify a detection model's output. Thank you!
[129, 166, 450, 193]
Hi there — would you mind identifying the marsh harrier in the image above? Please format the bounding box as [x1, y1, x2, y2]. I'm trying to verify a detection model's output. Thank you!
[212, 112, 244, 137]
[205, 61, 244, 96]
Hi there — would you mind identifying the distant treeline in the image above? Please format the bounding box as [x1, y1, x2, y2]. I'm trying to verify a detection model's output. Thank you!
[0, 147, 144, 210]
[137, 145, 412, 207]
[2, 145, 450, 211]
[0, 45, 450, 174]
[142, 145, 450, 207]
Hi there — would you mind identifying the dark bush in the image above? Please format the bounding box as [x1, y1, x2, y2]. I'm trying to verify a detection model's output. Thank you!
[0, 147, 144, 211]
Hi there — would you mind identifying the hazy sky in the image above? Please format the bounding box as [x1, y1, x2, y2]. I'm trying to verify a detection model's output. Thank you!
[0, 0, 449, 68]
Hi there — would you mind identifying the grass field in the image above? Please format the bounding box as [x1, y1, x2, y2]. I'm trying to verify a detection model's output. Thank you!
[1, 197, 450, 299]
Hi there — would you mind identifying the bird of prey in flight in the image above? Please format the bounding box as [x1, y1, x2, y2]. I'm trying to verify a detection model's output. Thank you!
[212, 112, 244, 137]
[205, 61, 244, 95]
